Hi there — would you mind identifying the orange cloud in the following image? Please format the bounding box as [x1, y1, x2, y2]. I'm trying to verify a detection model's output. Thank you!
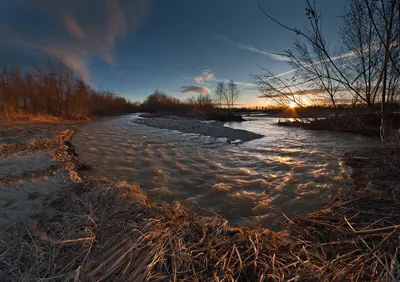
[64, 13, 87, 40]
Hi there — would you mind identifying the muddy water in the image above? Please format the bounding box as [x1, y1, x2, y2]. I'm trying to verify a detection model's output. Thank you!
[72, 115, 378, 229]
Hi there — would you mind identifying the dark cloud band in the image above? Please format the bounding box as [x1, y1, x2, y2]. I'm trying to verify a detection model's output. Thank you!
[181, 85, 211, 94]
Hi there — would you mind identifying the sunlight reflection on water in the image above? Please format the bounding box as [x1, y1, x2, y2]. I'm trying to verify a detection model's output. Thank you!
[72, 114, 378, 230]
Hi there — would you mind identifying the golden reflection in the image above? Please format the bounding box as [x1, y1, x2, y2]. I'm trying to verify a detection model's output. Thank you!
[252, 198, 273, 214]
[268, 156, 295, 165]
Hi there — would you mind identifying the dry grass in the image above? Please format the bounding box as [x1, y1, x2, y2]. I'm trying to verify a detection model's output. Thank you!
[29, 115, 65, 122]
[0, 181, 290, 281]
[0, 125, 400, 281]
[1, 166, 399, 281]
[0, 138, 55, 155]
[0, 109, 66, 122]
[0, 121, 85, 156]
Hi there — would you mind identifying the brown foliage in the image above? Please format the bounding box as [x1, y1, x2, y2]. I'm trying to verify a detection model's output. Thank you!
[0, 59, 139, 120]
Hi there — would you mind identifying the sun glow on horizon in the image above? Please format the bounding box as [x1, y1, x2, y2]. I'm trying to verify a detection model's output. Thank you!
[289, 102, 297, 109]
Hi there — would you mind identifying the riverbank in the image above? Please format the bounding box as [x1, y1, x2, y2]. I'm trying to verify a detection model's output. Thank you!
[0, 120, 87, 240]
[277, 114, 382, 137]
[134, 115, 263, 142]
[0, 120, 399, 281]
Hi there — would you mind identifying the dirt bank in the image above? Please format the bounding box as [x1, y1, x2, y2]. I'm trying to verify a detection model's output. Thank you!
[0, 120, 86, 240]
[0, 121, 399, 281]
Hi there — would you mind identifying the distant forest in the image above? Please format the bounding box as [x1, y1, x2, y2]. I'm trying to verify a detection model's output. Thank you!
[0, 60, 243, 121]
[0, 60, 140, 120]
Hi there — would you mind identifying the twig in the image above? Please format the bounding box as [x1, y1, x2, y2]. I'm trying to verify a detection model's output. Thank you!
[345, 217, 397, 281]
[337, 229, 397, 281]
[41, 236, 95, 244]
[350, 224, 400, 236]
[300, 217, 400, 236]
[281, 212, 295, 225]
[384, 157, 400, 174]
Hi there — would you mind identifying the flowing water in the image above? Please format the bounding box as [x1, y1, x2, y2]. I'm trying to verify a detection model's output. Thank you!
[72, 114, 378, 229]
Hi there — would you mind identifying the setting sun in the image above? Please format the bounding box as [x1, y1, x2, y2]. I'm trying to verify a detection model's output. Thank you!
[289, 102, 297, 109]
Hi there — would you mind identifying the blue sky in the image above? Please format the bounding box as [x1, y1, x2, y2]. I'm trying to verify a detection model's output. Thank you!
[0, 0, 347, 106]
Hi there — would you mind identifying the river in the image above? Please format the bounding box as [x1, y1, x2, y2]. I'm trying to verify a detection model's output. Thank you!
[71, 114, 377, 229]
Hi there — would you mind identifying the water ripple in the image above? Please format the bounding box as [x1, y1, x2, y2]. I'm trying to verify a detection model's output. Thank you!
[72, 114, 378, 230]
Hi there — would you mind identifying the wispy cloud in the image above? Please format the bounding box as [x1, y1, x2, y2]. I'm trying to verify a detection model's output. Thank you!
[234, 81, 257, 90]
[213, 35, 289, 61]
[64, 13, 87, 40]
[181, 85, 211, 94]
[9, 0, 151, 84]
[23, 41, 91, 82]
[234, 81, 255, 87]
[270, 51, 356, 79]
[193, 70, 215, 84]
[181, 74, 193, 80]
[183, 70, 256, 91]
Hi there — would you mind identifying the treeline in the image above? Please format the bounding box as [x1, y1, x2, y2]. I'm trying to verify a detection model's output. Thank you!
[0, 59, 239, 120]
[141, 80, 242, 115]
[141, 90, 215, 115]
[0, 58, 245, 120]
[0, 60, 139, 120]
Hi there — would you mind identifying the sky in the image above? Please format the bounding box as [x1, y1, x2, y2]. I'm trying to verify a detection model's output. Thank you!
[0, 0, 348, 106]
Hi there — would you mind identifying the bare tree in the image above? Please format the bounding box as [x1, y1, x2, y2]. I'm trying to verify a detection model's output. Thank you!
[227, 80, 240, 110]
[254, 1, 365, 109]
[362, 0, 400, 141]
[342, 0, 383, 113]
[254, 0, 400, 141]
[287, 41, 340, 108]
[214, 82, 226, 109]
[253, 67, 311, 108]
[213, 80, 240, 110]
